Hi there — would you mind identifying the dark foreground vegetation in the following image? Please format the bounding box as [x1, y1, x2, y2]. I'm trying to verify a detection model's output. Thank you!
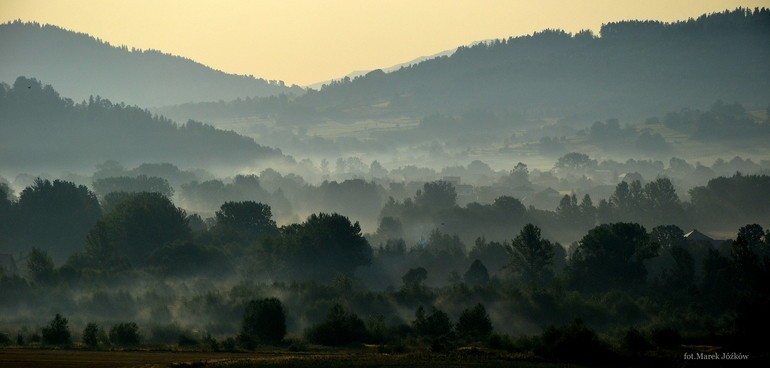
[1, 174, 769, 367]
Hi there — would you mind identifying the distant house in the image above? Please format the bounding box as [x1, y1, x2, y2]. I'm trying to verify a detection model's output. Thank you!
[0, 254, 18, 276]
[684, 229, 726, 247]
[618, 172, 644, 184]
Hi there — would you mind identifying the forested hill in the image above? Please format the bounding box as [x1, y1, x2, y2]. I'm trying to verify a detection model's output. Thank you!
[0, 21, 304, 107]
[0, 77, 286, 173]
[208, 8, 767, 123]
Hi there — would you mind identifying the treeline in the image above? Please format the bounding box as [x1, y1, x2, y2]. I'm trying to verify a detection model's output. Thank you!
[0, 77, 285, 173]
[377, 173, 770, 245]
[2, 171, 769, 267]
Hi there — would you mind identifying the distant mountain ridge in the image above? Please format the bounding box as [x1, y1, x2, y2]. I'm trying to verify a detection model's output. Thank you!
[0, 21, 304, 107]
[0, 76, 288, 173]
[296, 8, 770, 121]
[305, 47, 460, 90]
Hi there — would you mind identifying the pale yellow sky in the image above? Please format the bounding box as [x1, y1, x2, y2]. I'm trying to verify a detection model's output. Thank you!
[1, 0, 767, 85]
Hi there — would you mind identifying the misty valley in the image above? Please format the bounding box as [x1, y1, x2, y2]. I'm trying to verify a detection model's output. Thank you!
[1, 7, 770, 368]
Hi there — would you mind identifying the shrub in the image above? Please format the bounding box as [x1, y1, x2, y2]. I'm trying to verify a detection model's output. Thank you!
[109, 322, 140, 346]
[412, 306, 453, 338]
[178, 334, 199, 347]
[537, 319, 612, 364]
[149, 323, 185, 344]
[42, 314, 71, 345]
[222, 337, 237, 351]
[82, 323, 100, 347]
[0, 333, 11, 345]
[457, 303, 493, 341]
[241, 297, 287, 344]
[306, 304, 368, 346]
[203, 334, 219, 351]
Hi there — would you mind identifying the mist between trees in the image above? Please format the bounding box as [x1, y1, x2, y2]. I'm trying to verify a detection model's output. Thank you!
[1, 160, 769, 363]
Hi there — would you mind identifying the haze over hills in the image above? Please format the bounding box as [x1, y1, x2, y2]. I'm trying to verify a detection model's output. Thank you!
[0, 76, 288, 175]
[305, 47, 459, 90]
[162, 8, 770, 126]
[313, 8, 770, 119]
[0, 21, 304, 107]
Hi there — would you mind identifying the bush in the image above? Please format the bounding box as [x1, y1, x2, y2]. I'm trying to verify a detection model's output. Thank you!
[203, 334, 219, 351]
[82, 323, 100, 347]
[149, 323, 185, 344]
[109, 322, 140, 346]
[412, 306, 453, 338]
[241, 297, 287, 344]
[0, 333, 11, 345]
[178, 334, 199, 347]
[222, 337, 237, 351]
[42, 314, 71, 345]
[537, 319, 612, 365]
[306, 304, 368, 346]
[457, 303, 493, 341]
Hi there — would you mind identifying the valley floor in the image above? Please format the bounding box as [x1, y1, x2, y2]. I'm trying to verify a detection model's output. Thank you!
[0, 348, 570, 368]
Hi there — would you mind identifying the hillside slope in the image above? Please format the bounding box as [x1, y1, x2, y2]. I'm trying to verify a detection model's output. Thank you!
[0, 21, 304, 107]
[0, 76, 286, 173]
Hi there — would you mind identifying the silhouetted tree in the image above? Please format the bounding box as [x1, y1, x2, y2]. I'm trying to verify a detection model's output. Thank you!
[212, 201, 278, 245]
[276, 213, 371, 281]
[413, 306, 453, 338]
[12, 179, 101, 262]
[569, 223, 658, 292]
[507, 224, 555, 287]
[84, 192, 190, 267]
[456, 303, 493, 340]
[27, 247, 55, 284]
[416, 181, 457, 210]
[109, 322, 140, 346]
[240, 298, 286, 344]
[463, 260, 490, 286]
[306, 304, 368, 346]
[82, 323, 100, 347]
[42, 314, 71, 345]
[402, 267, 428, 290]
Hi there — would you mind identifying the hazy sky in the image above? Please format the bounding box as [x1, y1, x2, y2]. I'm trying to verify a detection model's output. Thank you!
[1, 0, 767, 86]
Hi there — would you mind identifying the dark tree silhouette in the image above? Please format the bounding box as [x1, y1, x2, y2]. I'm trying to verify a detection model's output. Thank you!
[457, 303, 493, 341]
[212, 201, 279, 244]
[84, 192, 190, 267]
[82, 323, 100, 347]
[463, 260, 490, 286]
[306, 304, 368, 346]
[26, 247, 55, 284]
[507, 224, 556, 287]
[240, 298, 287, 344]
[11, 179, 101, 263]
[42, 314, 71, 345]
[109, 322, 140, 346]
[569, 223, 658, 292]
[402, 267, 428, 290]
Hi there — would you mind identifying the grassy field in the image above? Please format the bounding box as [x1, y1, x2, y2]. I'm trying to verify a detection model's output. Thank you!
[0, 348, 575, 368]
